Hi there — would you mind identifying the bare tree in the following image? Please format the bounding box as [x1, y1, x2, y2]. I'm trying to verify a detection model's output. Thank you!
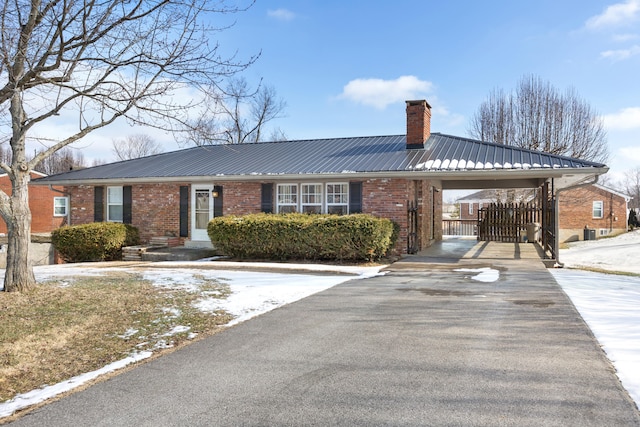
[112, 134, 164, 161]
[469, 75, 609, 163]
[623, 167, 640, 210]
[0, 0, 255, 292]
[33, 147, 86, 175]
[0, 145, 11, 165]
[188, 77, 286, 145]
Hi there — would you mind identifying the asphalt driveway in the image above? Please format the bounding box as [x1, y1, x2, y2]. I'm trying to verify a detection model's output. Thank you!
[10, 250, 640, 426]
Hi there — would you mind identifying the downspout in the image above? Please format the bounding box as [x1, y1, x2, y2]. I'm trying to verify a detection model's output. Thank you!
[552, 175, 600, 267]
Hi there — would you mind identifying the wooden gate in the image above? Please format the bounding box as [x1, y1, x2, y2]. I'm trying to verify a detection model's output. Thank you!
[477, 202, 541, 242]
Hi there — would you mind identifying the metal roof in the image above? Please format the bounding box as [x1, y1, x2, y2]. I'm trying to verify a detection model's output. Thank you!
[33, 133, 607, 184]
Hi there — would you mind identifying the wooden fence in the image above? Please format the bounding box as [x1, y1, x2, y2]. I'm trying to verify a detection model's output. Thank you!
[477, 202, 542, 242]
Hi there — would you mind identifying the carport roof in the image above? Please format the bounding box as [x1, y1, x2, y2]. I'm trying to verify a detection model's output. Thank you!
[33, 133, 607, 186]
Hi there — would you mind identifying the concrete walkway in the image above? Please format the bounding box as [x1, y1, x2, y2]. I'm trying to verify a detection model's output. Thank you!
[10, 242, 640, 426]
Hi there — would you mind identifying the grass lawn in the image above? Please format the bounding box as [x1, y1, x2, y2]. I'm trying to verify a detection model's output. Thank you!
[0, 272, 233, 404]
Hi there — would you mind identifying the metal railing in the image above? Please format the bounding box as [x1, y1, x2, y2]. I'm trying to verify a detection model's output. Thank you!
[442, 219, 477, 237]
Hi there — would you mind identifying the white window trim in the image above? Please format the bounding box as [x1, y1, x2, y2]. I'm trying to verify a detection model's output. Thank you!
[301, 183, 323, 213]
[53, 196, 68, 217]
[592, 201, 604, 219]
[468, 203, 473, 215]
[326, 182, 349, 215]
[275, 182, 350, 214]
[107, 186, 124, 222]
[276, 183, 298, 213]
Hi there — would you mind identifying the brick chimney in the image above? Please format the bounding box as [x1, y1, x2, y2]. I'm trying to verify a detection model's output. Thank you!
[406, 100, 431, 149]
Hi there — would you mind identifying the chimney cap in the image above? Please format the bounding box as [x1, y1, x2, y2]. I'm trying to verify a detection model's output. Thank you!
[406, 99, 432, 108]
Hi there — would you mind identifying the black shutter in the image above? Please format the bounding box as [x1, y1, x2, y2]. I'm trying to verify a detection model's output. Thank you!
[349, 182, 363, 213]
[213, 185, 223, 217]
[122, 185, 132, 224]
[179, 186, 189, 237]
[94, 186, 104, 222]
[261, 183, 274, 213]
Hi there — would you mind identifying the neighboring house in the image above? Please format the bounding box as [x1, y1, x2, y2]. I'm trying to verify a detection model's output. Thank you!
[457, 190, 501, 220]
[558, 184, 630, 242]
[0, 171, 68, 234]
[456, 184, 630, 242]
[32, 100, 607, 257]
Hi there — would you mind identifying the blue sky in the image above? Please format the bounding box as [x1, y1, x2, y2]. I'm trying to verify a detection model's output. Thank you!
[84, 0, 640, 183]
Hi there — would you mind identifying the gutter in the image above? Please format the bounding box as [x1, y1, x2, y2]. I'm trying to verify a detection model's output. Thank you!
[30, 167, 610, 187]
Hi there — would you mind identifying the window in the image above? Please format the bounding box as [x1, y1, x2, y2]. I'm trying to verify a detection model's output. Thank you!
[468, 203, 473, 215]
[277, 184, 298, 213]
[53, 197, 68, 217]
[301, 184, 322, 214]
[592, 201, 603, 219]
[326, 183, 348, 215]
[107, 186, 123, 222]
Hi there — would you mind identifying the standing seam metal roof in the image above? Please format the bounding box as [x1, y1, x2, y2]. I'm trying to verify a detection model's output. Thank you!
[34, 133, 606, 183]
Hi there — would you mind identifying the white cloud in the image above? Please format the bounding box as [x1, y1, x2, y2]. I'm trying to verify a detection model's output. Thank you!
[585, 0, 640, 30]
[339, 76, 433, 109]
[603, 107, 640, 129]
[267, 8, 295, 22]
[612, 33, 640, 41]
[601, 44, 640, 59]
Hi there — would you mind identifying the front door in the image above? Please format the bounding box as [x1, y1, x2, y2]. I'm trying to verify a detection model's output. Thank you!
[192, 185, 214, 242]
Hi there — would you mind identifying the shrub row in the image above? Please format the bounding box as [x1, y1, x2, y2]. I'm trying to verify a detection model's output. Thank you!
[51, 222, 140, 263]
[207, 213, 396, 262]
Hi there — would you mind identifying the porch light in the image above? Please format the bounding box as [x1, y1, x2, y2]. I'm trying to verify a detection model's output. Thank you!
[212, 190, 219, 198]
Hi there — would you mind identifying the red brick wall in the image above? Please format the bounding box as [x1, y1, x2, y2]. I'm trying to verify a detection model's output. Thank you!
[66, 178, 443, 253]
[67, 183, 188, 243]
[459, 202, 484, 220]
[558, 185, 628, 241]
[0, 174, 67, 234]
[220, 181, 263, 215]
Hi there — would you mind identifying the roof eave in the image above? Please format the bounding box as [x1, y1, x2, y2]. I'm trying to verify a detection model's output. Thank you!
[31, 166, 608, 187]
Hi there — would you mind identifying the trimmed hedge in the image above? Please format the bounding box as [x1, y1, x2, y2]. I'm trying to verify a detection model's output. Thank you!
[51, 222, 140, 263]
[207, 213, 396, 262]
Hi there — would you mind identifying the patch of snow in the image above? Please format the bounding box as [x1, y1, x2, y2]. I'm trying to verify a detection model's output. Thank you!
[551, 269, 640, 406]
[162, 325, 191, 337]
[0, 262, 384, 417]
[455, 267, 500, 282]
[0, 351, 152, 418]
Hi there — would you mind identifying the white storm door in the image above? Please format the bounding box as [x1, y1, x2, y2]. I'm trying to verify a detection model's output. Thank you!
[192, 185, 214, 241]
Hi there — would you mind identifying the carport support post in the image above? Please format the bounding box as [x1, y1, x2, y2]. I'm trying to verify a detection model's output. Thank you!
[554, 183, 561, 266]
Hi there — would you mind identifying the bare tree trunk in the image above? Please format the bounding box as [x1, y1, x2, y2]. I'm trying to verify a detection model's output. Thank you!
[3, 171, 36, 292]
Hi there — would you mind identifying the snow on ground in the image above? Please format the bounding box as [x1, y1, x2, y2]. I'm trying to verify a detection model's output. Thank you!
[559, 229, 640, 275]
[2, 231, 640, 418]
[553, 229, 640, 407]
[0, 262, 384, 418]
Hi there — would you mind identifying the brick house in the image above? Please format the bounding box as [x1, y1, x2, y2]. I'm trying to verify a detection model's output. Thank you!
[33, 100, 608, 257]
[558, 184, 630, 242]
[456, 184, 630, 242]
[0, 171, 68, 235]
[457, 190, 502, 221]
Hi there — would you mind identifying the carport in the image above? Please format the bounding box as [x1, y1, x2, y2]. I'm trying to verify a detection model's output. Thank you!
[413, 133, 609, 265]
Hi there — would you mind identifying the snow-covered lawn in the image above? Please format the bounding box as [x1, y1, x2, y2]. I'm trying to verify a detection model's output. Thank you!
[0, 262, 384, 418]
[2, 230, 640, 418]
[553, 229, 640, 407]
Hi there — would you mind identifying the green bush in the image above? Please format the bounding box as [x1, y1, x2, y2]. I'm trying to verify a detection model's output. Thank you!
[51, 222, 140, 263]
[207, 213, 396, 262]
